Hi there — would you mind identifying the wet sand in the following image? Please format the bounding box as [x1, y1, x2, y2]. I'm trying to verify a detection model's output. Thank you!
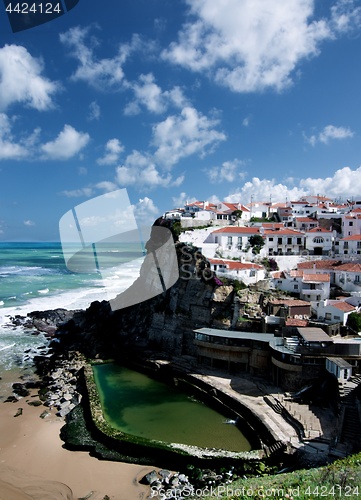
[0, 370, 155, 500]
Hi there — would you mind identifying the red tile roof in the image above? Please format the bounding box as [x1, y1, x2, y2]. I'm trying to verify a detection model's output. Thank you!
[212, 227, 260, 234]
[209, 258, 262, 270]
[330, 301, 356, 312]
[286, 318, 309, 327]
[302, 274, 330, 282]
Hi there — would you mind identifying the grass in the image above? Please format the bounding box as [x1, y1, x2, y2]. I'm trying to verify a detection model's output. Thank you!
[199, 453, 361, 499]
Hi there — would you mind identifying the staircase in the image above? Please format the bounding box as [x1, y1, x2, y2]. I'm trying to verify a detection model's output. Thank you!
[338, 380, 361, 448]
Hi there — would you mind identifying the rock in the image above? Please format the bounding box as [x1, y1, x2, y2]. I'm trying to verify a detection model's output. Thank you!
[14, 407, 23, 417]
[12, 383, 30, 397]
[145, 470, 159, 485]
[4, 395, 18, 403]
[40, 410, 51, 419]
[28, 400, 42, 407]
[159, 469, 172, 482]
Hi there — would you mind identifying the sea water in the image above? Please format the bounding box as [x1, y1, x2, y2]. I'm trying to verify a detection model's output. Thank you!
[0, 242, 143, 371]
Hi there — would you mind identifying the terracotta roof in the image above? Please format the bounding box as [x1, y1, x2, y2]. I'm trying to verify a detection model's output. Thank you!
[298, 260, 340, 270]
[307, 227, 332, 233]
[329, 301, 356, 313]
[336, 262, 361, 273]
[286, 318, 308, 327]
[209, 258, 262, 270]
[302, 274, 330, 282]
[259, 223, 285, 229]
[212, 227, 260, 234]
[289, 270, 304, 277]
[263, 228, 304, 236]
[341, 234, 361, 241]
[295, 217, 317, 222]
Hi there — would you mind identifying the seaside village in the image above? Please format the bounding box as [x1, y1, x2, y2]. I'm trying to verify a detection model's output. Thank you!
[161, 195, 361, 456]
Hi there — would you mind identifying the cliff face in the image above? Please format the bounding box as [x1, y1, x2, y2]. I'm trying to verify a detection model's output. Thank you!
[55, 241, 236, 360]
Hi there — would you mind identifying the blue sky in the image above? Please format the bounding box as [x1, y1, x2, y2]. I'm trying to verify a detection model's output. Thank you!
[0, 0, 361, 241]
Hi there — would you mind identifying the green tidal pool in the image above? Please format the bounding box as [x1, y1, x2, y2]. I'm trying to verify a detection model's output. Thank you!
[92, 364, 252, 452]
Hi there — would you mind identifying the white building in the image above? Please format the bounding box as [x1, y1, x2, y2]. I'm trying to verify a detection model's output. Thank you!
[208, 258, 265, 285]
[311, 299, 357, 326]
[337, 234, 361, 256]
[208, 226, 261, 258]
[263, 227, 305, 256]
[334, 262, 361, 292]
[304, 227, 334, 256]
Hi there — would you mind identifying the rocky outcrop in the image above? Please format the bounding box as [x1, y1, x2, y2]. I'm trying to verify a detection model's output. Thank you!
[51, 243, 240, 361]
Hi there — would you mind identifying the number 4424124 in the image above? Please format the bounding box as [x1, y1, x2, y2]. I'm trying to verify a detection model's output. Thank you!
[6, 3, 62, 14]
[305, 485, 359, 496]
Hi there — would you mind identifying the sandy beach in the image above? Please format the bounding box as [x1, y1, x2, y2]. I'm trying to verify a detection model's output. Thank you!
[0, 370, 155, 500]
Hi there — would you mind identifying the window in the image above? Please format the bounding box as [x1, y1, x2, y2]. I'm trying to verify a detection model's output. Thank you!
[297, 238, 302, 244]
[278, 237, 282, 244]
[344, 242, 349, 248]
[269, 237, 273, 242]
[349, 221, 354, 226]
[227, 236, 232, 245]
[334, 315, 341, 320]
[287, 238, 292, 244]
[294, 284, 299, 290]
[215, 236, 218, 243]
[313, 237, 324, 244]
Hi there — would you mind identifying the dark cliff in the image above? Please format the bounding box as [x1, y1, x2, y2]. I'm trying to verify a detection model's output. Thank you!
[53, 225, 236, 361]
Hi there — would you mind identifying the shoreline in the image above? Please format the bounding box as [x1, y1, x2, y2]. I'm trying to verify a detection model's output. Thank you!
[0, 367, 156, 500]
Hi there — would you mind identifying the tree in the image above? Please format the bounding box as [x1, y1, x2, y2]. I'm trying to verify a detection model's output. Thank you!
[248, 234, 265, 255]
[347, 312, 361, 333]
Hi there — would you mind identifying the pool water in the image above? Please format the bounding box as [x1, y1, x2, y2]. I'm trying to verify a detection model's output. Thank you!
[92, 363, 252, 452]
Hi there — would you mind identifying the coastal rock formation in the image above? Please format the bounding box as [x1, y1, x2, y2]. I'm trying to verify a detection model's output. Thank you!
[52, 240, 240, 360]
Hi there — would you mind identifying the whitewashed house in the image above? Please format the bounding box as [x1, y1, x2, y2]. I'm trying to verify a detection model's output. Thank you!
[334, 262, 361, 292]
[301, 273, 330, 301]
[263, 227, 305, 256]
[294, 217, 318, 231]
[337, 234, 361, 256]
[208, 258, 265, 285]
[208, 226, 261, 259]
[311, 299, 357, 326]
[271, 270, 304, 294]
[271, 269, 330, 300]
[304, 227, 334, 256]
[341, 213, 361, 238]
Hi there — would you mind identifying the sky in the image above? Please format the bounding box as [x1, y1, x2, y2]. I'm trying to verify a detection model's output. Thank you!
[0, 0, 361, 241]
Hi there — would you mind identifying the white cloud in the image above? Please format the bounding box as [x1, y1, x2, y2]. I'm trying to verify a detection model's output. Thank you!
[88, 101, 101, 121]
[0, 113, 39, 160]
[0, 45, 59, 111]
[124, 73, 188, 115]
[61, 187, 94, 198]
[116, 150, 184, 189]
[24, 219, 35, 226]
[171, 192, 197, 208]
[223, 165, 361, 204]
[95, 181, 118, 192]
[152, 106, 226, 169]
[163, 0, 361, 93]
[132, 197, 160, 225]
[59, 26, 141, 89]
[41, 124, 90, 160]
[305, 125, 354, 146]
[97, 138, 124, 165]
[300, 166, 361, 197]
[224, 177, 306, 204]
[207, 159, 247, 183]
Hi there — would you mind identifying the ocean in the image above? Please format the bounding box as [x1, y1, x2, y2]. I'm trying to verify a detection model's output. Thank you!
[0, 242, 143, 372]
